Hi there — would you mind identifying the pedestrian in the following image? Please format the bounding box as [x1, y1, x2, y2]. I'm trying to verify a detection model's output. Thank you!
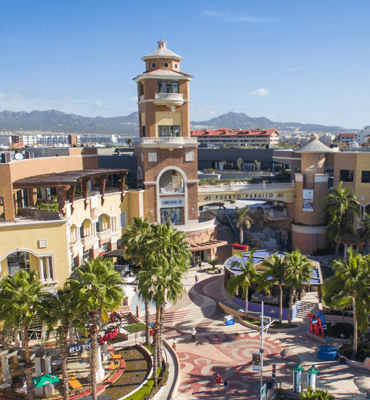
[191, 327, 197, 343]
[224, 378, 228, 393]
[198, 260, 202, 270]
[172, 338, 176, 351]
[195, 274, 198, 283]
[215, 374, 222, 392]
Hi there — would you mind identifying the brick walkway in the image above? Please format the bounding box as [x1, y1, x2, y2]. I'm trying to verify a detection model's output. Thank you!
[156, 264, 370, 399]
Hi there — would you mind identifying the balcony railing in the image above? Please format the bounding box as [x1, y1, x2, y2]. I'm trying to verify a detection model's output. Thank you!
[133, 137, 198, 146]
[97, 229, 112, 242]
[81, 235, 94, 249]
[154, 93, 184, 105]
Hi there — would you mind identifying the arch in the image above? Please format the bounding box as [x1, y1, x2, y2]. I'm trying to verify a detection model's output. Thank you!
[80, 218, 93, 238]
[70, 224, 79, 243]
[156, 166, 188, 225]
[97, 213, 111, 232]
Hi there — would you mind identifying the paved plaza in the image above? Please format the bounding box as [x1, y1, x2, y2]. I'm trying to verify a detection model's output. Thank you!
[152, 264, 370, 399]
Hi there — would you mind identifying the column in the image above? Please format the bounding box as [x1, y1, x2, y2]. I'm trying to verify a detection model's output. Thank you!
[35, 358, 43, 396]
[1, 353, 11, 384]
[95, 346, 105, 382]
[39, 258, 45, 281]
[45, 257, 51, 281]
[43, 355, 55, 395]
[102, 342, 109, 361]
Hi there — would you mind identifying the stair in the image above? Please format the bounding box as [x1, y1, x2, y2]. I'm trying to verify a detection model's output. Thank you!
[295, 292, 320, 321]
[150, 304, 225, 325]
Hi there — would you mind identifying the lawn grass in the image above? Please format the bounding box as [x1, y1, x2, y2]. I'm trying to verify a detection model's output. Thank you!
[271, 322, 298, 329]
[124, 322, 146, 333]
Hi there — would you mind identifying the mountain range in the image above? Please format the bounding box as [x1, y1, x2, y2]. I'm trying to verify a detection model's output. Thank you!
[0, 110, 352, 135]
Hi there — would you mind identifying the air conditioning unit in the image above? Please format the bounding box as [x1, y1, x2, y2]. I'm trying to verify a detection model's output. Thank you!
[38, 239, 48, 249]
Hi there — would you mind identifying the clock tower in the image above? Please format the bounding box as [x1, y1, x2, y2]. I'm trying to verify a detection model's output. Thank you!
[133, 41, 199, 225]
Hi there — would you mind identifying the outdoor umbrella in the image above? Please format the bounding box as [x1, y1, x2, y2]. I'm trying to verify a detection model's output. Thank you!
[32, 374, 60, 388]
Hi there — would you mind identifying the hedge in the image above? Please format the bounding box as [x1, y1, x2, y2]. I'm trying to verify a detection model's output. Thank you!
[124, 379, 154, 400]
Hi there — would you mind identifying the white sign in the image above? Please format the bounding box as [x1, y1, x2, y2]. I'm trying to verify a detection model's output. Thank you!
[303, 189, 314, 212]
[252, 352, 261, 371]
[160, 197, 185, 208]
[260, 383, 267, 400]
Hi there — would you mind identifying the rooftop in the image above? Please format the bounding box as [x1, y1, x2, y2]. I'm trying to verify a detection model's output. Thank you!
[296, 134, 332, 153]
[142, 40, 183, 61]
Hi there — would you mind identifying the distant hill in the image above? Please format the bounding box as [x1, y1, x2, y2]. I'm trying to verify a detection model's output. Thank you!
[0, 110, 353, 135]
[191, 112, 350, 134]
[0, 110, 139, 135]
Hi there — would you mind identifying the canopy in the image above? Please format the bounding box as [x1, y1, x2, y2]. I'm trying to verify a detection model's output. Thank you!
[32, 374, 60, 388]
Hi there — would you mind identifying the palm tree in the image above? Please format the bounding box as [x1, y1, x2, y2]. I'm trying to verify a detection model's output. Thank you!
[137, 222, 191, 386]
[357, 212, 370, 254]
[68, 257, 124, 400]
[261, 254, 287, 323]
[121, 216, 153, 345]
[0, 270, 48, 400]
[284, 250, 312, 324]
[226, 250, 259, 315]
[235, 205, 253, 244]
[323, 181, 360, 257]
[322, 249, 370, 359]
[39, 285, 86, 400]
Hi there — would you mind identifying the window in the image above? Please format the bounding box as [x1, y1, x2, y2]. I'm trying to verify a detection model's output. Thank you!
[157, 80, 179, 94]
[7, 252, 30, 276]
[163, 62, 169, 68]
[158, 125, 180, 137]
[142, 126, 146, 137]
[111, 216, 117, 232]
[70, 225, 78, 243]
[0, 197, 4, 219]
[151, 62, 156, 68]
[340, 170, 354, 182]
[362, 171, 370, 183]
[161, 208, 183, 225]
[80, 219, 92, 238]
[120, 213, 126, 227]
[97, 215, 110, 232]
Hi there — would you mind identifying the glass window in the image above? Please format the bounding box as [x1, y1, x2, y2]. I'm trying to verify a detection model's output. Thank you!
[160, 208, 183, 225]
[362, 171, 370, 183]
[340, 170, 354, 182]
[7, 252, 30, 276]
[0, 197, 4, 219]
[158, 125, 180, 137]
[157, 80, 179, 94]
[120, 213, 126, 227]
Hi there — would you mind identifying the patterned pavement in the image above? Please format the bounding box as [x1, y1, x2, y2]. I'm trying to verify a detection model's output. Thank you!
[157, 266, 370, 399]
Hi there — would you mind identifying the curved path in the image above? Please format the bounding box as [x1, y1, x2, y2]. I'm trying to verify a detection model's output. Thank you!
[159, 267, 370, 399]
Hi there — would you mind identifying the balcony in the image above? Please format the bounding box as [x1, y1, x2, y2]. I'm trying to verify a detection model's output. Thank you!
[153, 93, 184, 106]
[81, 235, 94, 249]
[133, 136, 198, 149]
[97, 229, 112, 242]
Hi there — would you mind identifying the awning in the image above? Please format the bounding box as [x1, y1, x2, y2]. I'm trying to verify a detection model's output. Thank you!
[188, 240, 228, 252]
[102, 249, 125, 259]
[32, 374, 60, 388]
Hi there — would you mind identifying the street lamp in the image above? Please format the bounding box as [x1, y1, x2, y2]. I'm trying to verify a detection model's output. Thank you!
[260, 301, 275, 400]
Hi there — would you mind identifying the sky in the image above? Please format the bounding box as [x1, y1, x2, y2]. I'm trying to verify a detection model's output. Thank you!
[1, 0, 369, 129]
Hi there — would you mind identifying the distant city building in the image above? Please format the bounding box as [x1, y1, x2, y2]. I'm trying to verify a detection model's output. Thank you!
[191, 128, 279, 148]
[338, 133, 356, 146]
[356, 126, 370, 145]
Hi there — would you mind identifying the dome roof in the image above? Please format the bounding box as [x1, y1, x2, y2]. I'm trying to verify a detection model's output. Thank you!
[142, 40, 183, 61]
[296, 135, 332, 153]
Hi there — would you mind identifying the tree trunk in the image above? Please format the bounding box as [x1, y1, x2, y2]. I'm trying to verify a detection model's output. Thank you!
[152, 325, 158, 387]
[61, 322, 70, 400]
[158, 303, 165, 370]
[288, 288, 294, 325]
[240, 227, 243, 245]
[352, 296, 358, 360]
[145, 300, 150, 345]
[335, 238, 341, 258]
[244, 287, 249, 316]
[278, 284, 283, 323]
[23, 323, 34, 400]
[90, 312, 99, 400]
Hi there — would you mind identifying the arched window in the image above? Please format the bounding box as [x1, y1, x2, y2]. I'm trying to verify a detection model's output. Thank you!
[159, 170, 184, 194]
[7, 252, 30, 276]
[80, 219, 92, 239]
[97, 214, 110, 232]
[70, 225, 78, 243]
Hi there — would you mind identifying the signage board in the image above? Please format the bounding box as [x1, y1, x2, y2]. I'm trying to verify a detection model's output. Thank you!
[160, 197, 185, 208]
[68, 341, 91, 354]
[260, 383, 267, 400]
[252, 352, 261, 371]
[302, 189, 314, 212]
[199, 189, 294, 204]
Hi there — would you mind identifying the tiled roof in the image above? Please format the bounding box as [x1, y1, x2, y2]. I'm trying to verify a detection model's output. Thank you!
[339, 133, 356, 138]
[142, 43, 183, 61]
[190, 128, 279, 137]
[296, 136, 332, 153]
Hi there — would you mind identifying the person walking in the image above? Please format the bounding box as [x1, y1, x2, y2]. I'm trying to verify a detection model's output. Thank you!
[198, 260, 202, 270]
[172, 338, 177, 351]
[215, 374, 222, 392]
[224, 378, 228, 393]
[195, 274, 198, 283]
[191, 327, 197, 343]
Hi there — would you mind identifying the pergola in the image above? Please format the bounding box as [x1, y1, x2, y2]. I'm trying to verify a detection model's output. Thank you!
[12, 169, 129, 213]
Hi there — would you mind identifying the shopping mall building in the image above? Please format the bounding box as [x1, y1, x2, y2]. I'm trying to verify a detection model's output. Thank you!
[0, 41, 370, 288]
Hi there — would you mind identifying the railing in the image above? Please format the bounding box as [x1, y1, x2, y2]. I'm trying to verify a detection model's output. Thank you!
[97, 229, 112, 241]
[81, 235, 94, 248]
[154, 92, 183, 102]
[198, 182, 295, 192]
[133, 137, 198, 145]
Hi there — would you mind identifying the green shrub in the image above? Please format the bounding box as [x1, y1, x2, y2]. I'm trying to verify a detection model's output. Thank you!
[144, 344, 153, 354]
[125, 379, 154, 400]
[275, 387, 286, 399]
[299, 387, 334, 399]
[36, 201, 59, 212]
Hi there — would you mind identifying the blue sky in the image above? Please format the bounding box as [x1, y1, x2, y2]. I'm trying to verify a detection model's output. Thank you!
[1, 0, 369, 129]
